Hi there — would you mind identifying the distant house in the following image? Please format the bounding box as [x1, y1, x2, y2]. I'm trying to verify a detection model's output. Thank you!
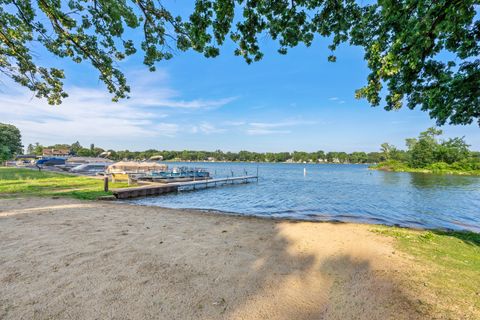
[42, 148, 70, 157]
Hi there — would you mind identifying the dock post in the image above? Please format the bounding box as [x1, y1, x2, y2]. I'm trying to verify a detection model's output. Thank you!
[103, 176, 109, 192]
[256, 166, 259, 183]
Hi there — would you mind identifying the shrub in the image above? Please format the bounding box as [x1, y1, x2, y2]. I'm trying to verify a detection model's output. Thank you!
[451, 158, 480, 171]
[426, 162, 450, 173]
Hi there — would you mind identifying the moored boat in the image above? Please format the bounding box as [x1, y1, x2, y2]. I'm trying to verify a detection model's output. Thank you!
[140, 167, 210, 183]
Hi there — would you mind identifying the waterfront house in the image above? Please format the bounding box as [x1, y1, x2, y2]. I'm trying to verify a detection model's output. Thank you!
[42, 148, 70, 157]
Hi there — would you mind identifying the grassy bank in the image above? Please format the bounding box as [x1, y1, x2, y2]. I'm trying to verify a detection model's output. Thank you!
[371, 160, 480, 176]
[372, 226, 480, 318]
[0, 167, 130, 200]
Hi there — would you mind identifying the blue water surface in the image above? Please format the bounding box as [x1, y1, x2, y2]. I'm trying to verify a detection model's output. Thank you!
[127, 162, 480, 232]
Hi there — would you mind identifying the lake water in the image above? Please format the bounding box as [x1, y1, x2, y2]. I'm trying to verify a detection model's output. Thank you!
[128, 162, 480, 232]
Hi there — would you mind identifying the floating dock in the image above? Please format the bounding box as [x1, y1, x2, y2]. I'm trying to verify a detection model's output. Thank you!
[112, 175, 258, 199]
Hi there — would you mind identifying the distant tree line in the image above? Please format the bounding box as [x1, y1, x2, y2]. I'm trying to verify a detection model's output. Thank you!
[13, 126, 480, 171]
[25, 141, 389, 164]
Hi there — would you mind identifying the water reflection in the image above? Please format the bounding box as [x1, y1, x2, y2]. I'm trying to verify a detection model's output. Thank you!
[378, 171, 403, 186]
[409, 172, 477, 189]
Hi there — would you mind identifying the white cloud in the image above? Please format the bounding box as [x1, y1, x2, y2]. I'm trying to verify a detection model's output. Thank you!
[329, 97, 346, 104]
[245, 119, 317, 135]
[246, 129, 291, 135]
[117, 72, 237, 109]
[0, 71, 236, 146]
[249, 120, 317, 129]
[126, 95, 237, 109]
[152, 123, 180, 137]
[189, 122, 225, 134]
[249, 122, 286, 129]
[198, 122, 225, 134]
[0, 89, 171, 143]
[222, 120, 246, 126]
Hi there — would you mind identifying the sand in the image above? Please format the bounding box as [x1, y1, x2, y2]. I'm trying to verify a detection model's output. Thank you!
[0, 197, 432, 319]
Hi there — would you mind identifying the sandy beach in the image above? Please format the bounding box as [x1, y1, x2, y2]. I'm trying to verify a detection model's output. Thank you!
[1, 197, 437, 319]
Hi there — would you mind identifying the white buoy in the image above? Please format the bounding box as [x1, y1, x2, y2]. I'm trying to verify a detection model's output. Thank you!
[303, 167, 307, 176]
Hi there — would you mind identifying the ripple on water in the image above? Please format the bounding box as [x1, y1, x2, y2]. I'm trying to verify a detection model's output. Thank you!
[128, 163, 480, 232]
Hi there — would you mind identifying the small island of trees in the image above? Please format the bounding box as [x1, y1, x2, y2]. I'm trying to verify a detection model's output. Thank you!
[372, 128, 480, 175]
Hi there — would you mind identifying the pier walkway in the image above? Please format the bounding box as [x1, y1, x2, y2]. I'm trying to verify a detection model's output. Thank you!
[112, 175, 258, 199]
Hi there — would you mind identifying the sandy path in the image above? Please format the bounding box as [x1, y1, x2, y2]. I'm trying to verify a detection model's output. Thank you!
[0, 197, 428, 319]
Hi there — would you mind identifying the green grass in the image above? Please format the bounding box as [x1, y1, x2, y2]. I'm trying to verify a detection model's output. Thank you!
[0, 167, 130, 200]
[370, 160, 480, 176]
[372, 226, 480, 318]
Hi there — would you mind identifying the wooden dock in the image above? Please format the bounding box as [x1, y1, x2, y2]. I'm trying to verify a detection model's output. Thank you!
[112, 175, 258, 199]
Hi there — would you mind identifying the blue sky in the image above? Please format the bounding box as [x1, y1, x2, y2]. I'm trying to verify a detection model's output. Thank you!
[1, 15, 479, 152]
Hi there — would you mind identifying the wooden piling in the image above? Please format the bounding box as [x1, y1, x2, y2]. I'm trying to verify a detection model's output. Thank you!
[103, 176, 109, 192]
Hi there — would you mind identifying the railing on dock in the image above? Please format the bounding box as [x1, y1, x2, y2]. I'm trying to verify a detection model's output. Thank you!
[177, 175, 258, 191]
[112, 174, 258, 199]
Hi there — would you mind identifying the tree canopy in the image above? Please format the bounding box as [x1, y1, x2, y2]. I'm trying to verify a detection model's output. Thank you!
[0, 123, 23, 161]
[1, 1, 479, 125]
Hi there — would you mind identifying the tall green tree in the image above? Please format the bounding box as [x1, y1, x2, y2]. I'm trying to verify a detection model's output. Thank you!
[32, 142, 44, 155]
[349, 152, 368, 163]
[1, 1, 478, 125]
[76, 148, 93, 157]
[380, 143, 397, 161]
[367, 152, 383, 164]
[0, 123, 23, 161]
[436, 137, 470, 164]
[409, 139, 437, 168]
[26, 143, 34, 154]
[70, 141, 82, 154]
